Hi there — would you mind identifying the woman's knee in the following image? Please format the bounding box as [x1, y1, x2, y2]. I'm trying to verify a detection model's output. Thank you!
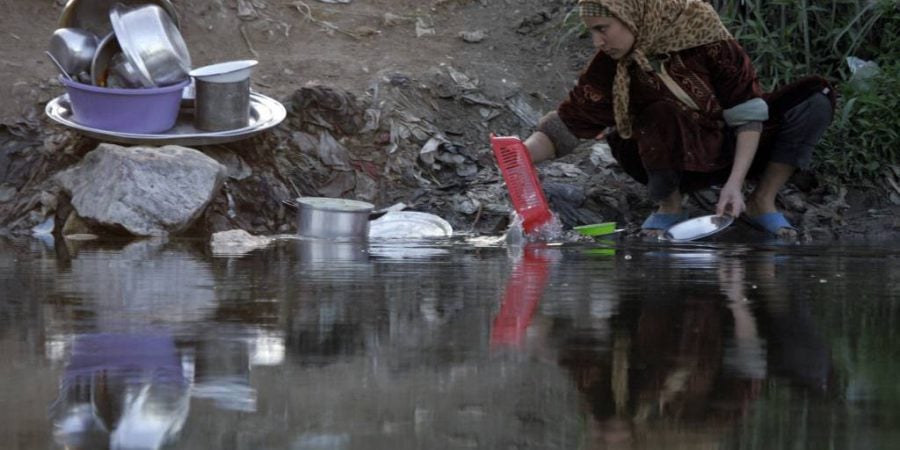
[785, 93, 833, 129]
[805, 93, 833, 126]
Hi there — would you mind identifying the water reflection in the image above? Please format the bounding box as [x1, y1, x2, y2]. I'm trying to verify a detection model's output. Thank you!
[1, 237, 897, 448]
[491, 245, 554, 348]
[51, 332, 189, 450]
[546, 247, 835, 448]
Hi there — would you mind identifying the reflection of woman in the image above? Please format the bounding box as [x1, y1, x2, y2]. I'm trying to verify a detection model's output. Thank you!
[525, 0, 834, 240]
[550, 255, 833, 448]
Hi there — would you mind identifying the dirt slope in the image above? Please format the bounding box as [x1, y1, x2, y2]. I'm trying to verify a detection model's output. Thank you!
[0, 0, 582, 125]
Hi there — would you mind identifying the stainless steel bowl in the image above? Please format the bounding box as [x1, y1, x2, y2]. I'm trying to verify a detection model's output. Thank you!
[90, 32, 144, 87]
[296, 197, 374, 240]
[110, 4, 191, 87]
[58, 0, 179, 38]
[48, 27, 98, 77]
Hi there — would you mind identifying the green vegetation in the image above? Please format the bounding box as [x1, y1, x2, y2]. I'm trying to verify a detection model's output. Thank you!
[717, 0, 900, 184]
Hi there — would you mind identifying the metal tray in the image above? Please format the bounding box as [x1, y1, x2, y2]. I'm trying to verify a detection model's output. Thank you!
[45, 92, 286, 146]
[662, 214, 734, 242]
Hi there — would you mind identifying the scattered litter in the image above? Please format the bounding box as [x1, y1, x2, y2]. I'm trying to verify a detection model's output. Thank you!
[415, 17, 436, 37]
[237, 0, 260, 20]
[504, 92, 541, 127]
[383, 13, 408, 27]
[447, 66, 478, 91]
[293, 1, 362, 39]
[317, 131, 350, 168]
[31, 217, 54, 235]
[419, 136, 445, 166]
[589, 142, 617, 167]
[846, 56, 881, 91]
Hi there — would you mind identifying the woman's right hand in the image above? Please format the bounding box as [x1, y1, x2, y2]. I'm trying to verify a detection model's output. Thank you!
[716, 181, 745, 217]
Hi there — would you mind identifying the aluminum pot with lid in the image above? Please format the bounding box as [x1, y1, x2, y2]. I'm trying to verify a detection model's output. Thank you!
[296, 197, 374, 240]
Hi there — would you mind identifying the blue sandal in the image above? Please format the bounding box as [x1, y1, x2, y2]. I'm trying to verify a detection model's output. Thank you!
[747, 212, 796, 235]
[641, 211, 689, 231]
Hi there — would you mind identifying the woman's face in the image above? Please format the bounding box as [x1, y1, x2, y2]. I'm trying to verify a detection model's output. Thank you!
[584, 15, 635, 60]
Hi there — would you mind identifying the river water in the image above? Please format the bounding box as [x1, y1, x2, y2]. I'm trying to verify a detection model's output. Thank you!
[1, 235, 898, 449]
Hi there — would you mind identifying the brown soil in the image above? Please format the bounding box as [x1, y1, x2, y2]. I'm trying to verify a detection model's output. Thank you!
[1, 0, 578, 124]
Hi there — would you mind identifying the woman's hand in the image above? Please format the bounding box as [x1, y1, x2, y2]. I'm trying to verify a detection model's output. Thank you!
[716, 182, 745, 217]
[720, 129, 761, 217]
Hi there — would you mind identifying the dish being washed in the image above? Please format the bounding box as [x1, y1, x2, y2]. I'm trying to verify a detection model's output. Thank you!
[662, 214, 734, 242]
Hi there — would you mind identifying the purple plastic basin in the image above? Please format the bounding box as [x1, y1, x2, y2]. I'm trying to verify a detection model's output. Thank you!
[61, 76, 189, 133]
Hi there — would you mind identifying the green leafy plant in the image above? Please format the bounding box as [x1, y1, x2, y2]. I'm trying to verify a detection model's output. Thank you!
[718, 0, 899, 182]
[815, 61, 900, 182]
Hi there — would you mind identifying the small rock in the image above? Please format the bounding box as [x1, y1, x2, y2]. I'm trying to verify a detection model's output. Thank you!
[458, 30, 485, 43]
[0, 184, 17, 203]
[211, 229, 273, 255]
[383, 13, 406, 27]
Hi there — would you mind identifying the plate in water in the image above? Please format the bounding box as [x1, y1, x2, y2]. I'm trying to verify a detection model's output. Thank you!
[369, 211, 453, 239]
[45, 91, 285, 146]
[663, 214, 734, 242]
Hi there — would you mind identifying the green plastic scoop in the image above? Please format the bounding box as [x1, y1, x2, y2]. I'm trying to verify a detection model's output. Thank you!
[573, 222, 620, 237]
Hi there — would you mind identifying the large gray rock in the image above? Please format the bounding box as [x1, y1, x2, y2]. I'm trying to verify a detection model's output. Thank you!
[57, 144, 226, 236]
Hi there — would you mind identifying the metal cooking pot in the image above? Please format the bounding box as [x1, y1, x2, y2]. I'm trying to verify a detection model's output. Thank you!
[296, 197, 374, 240]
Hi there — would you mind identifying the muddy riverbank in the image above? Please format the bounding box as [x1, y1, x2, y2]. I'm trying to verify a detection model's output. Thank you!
[1, 0, 897, 241]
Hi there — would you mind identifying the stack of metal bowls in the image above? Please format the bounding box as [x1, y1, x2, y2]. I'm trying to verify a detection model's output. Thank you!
[50, 0, 192, 133]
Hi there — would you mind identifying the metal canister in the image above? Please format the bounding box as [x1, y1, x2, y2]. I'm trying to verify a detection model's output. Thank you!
[193, 77, 250, 131]
[189, 60, 257, 131]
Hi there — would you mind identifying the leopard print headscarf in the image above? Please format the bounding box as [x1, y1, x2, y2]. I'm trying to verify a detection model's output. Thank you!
[579, 0, 732, 138]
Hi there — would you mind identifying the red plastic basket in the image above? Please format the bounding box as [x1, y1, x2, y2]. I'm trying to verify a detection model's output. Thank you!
[490, 134, 552, 233]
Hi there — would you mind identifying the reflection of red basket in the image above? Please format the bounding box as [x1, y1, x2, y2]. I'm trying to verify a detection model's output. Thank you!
[490, 134, 552, 233]
[490, 247, 551, 348]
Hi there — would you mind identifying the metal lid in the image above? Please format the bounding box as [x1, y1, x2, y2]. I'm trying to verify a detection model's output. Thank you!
[296, 197, 374, 212]
[189, 60, 258, 83]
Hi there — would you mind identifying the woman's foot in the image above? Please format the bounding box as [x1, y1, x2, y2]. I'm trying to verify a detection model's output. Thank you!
[745, 197, 798, 241]
[640, 211, 688, 239]
[640, 191, 685, 239]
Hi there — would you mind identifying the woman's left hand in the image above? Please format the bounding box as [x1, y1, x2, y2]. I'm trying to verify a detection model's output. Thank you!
[716, 182, 745, 217]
